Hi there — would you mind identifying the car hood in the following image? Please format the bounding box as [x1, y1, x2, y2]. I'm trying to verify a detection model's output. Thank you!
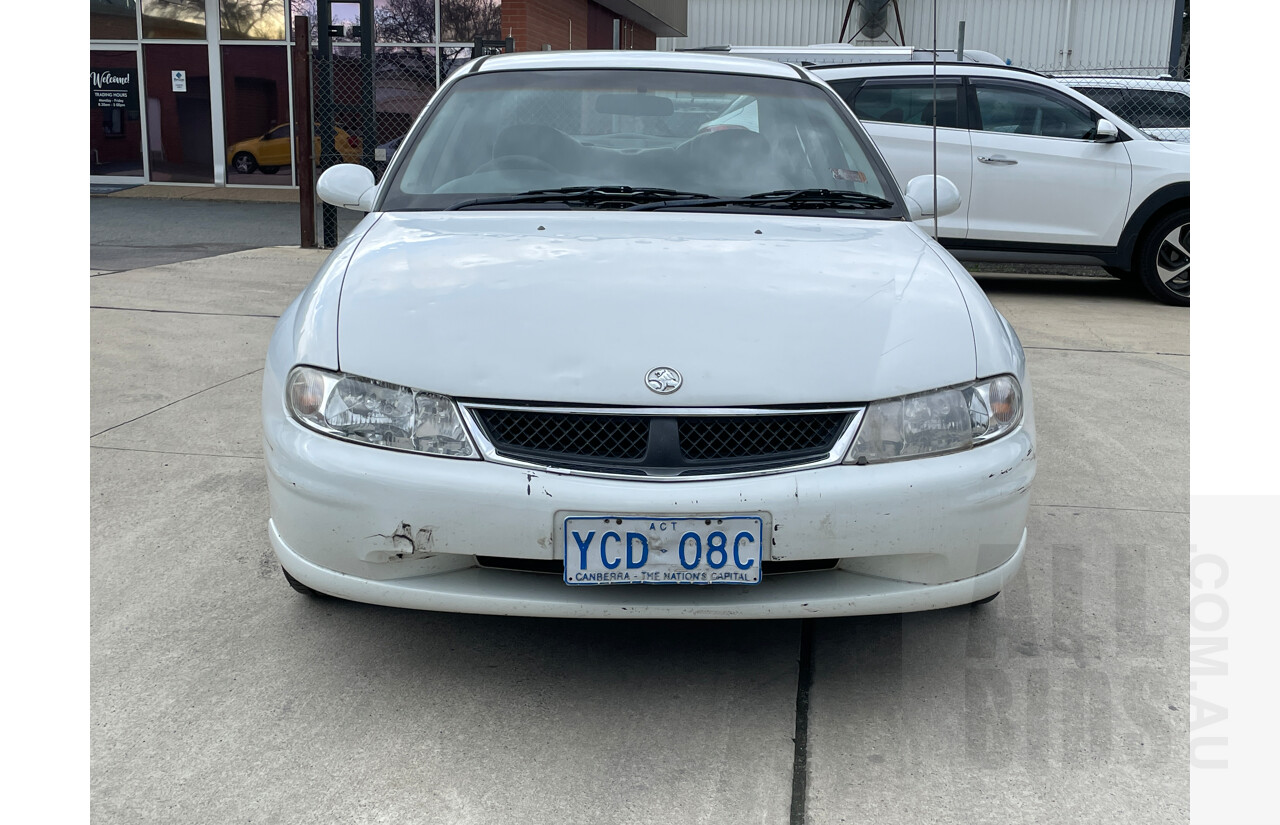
[334, 211, 977, 406]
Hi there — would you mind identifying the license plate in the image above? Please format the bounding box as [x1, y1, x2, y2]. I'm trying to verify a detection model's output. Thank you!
[562, 515, 766, 586]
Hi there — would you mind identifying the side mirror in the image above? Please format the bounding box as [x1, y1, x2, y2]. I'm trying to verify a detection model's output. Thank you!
[317, 163, 377, 211]
[903, 175, 961, 222]
[1094, 118, 1119, 143]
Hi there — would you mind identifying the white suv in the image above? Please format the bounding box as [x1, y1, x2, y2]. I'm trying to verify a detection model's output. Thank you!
[813, 63, 1190, 305]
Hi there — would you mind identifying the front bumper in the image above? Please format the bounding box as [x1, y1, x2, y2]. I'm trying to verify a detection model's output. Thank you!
[272, 520, 1026, 619]
[265, 409, 1035, 619]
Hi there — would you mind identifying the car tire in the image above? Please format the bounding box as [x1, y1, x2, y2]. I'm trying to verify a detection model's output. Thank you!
[281, 565, 325, 597]
[232, 151, 258, 175]
[970, 592, 999, 606]
[258, 166, 281, 174]
[1136, 209, 1190, 306]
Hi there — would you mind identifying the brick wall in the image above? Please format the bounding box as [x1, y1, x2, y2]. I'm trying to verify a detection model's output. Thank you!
[501, 0, 657, 52]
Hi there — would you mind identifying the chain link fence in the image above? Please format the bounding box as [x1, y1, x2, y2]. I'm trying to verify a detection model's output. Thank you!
[1035, 64, 1190, 142]
[306, 41, 499, 244]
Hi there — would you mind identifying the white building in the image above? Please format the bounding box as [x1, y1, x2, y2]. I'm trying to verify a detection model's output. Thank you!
[657, 0, 1186, 73]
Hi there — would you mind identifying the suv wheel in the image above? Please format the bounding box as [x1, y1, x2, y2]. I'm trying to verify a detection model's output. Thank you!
[1137, 209, 1190, 306]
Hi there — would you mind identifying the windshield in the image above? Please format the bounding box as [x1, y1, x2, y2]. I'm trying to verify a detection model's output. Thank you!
[382, 69, 898, 214]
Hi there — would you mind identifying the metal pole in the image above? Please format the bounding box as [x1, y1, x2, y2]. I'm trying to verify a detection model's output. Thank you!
[613, 19, 620, 50]
[206, 4, 227, 185]
[1060, 0, 1075, 70]
[359, 0, 376, 170]
[838, 0, 855, 43]
[318, 0, 338, 248]
[957, 21, 965, 62]
[1168, 0, 1187, 76]
[931, 0, 938, 241]
[292, 15, 316, 248]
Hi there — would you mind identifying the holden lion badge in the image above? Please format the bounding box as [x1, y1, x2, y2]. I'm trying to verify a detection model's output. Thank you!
[645, 367, 682, 395]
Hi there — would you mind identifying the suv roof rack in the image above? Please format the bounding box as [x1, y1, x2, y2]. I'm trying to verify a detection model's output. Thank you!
[811, 61, 1047, 78]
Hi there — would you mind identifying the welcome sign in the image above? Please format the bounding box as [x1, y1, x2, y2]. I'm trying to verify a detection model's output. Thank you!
[91, 69, 136, 109]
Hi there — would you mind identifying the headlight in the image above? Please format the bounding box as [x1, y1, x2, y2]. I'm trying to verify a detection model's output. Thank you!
[846, 375, 1022, 464]
[285, 366, 478, 458]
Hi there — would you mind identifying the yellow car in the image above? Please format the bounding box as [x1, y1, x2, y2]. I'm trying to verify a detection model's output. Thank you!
[227, 124, 362, 175]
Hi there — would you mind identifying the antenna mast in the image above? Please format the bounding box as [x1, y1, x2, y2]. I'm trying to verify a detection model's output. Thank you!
[931, 0, 939, 240]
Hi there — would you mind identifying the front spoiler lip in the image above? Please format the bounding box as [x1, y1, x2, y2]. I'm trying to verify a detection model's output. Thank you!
[271, 522, 1026, 620]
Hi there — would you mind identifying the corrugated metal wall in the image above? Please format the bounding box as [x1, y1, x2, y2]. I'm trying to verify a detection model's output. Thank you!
[1064, 0, 1178, 70]
[895, 0, 1177, 70]
[656, 0, 850, 50]
[658, 0, 1179, 72]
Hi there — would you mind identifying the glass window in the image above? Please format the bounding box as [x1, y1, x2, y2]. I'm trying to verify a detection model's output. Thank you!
[1070, 85, 1131, 127]
[142, 43, 214, 182]
[92, 0, 139, 39]
[221, 0, 286, 40]
[385, 69, 894, 211]
[222, 44, 291, 184]
[142, 0, 206, 39]
[441, 0, 500, 43]
[91, 50, 145, 176]
[974, 82, 1096, 139]
[289, 0, 317, 43]
[375, 0, 438, 43]
[850, 82, 960, 128]
[327, 1, 362, 42]
[1072, 85, 1128, 115]
[1123, 89, 1190, 129]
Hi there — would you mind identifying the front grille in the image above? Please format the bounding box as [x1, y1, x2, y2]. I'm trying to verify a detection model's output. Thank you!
[477, 409, 648, 459]
[679, 414, 848, 461]
[469, 406, 856, 476]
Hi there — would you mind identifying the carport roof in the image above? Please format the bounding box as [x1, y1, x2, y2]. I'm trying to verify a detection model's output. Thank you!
[594, 0, 688, 38]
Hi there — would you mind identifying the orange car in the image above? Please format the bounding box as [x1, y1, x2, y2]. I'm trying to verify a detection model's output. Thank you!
[227, 124, 361, 174]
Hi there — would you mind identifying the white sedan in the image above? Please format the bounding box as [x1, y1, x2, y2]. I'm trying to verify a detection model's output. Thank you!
[264, 50, 1036, 619]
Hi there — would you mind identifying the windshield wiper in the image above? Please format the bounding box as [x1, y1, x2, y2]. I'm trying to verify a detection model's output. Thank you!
[445, 186, 713, 211]
[627, 188, 897, 212]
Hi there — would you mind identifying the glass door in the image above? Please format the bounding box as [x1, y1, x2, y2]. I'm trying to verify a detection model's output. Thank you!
[142, 43, 215, 183]
[91, 47, 146, 183]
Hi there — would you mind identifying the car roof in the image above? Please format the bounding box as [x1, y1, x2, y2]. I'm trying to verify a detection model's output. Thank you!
[467, 49, 806, 80]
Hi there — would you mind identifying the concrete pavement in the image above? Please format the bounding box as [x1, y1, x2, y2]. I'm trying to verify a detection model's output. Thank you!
[90, 193, 361, 270]
[90, 239, 1188, 823]
[808, 274, 1188, 825]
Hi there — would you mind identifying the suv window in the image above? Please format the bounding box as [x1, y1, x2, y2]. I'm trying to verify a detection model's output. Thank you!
[1118, 89, 1189, 129]
[972, 82, 1096, 139]
[845, 81, 961, 128]
[1072, 85, 1127, 114]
